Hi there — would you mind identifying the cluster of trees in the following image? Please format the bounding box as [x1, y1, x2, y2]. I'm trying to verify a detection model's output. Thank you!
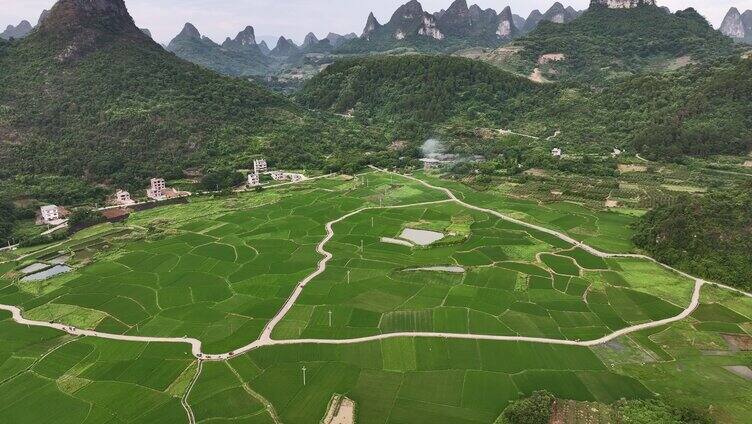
[199, 168, 245, 191]
[0, 201, 16, 244]
[67, 209, 105, 229]
[0, 200, 40, 246]
[615, 399, 711, 424]
[631, 59, 752, 160]
[501, 392, 711, 424]
[501, 391, 555, 424]
[632, 183, 752, 290]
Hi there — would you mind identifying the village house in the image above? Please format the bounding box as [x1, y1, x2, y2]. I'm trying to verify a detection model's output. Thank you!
[38, 205, 69, 226]
[147, 178, 167, 200]
[611, 148, 623, 158]
[285, 173, 305, 183]
[248, 173, 260, 187]
[270, 171, 286, 181]
[146, 178, 179, 201]
[551, 148, 563, 158]
[40, 205, 60, 223]
[254, 159, 268, 174]
[419, 158, 444, 171]
[115, 189, 135, 206]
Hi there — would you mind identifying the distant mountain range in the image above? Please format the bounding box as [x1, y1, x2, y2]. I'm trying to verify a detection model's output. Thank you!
[3, 0, 749, 80]
[166, 23, 272, 76]
[164, 21, 357, 76]
[0, 10, 48, 40]
[477, 3, 739, 84]
[346, 0, 584, 53]
[719, 7, 752, 43]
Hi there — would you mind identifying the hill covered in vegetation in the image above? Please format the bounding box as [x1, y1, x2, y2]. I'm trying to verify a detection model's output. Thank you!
[632, 184, 752, 290]
[488, 5, 739, 84]
[0, 0, 388, 199]
[299, 54, 752, 161]
[299, 55, 537, 130]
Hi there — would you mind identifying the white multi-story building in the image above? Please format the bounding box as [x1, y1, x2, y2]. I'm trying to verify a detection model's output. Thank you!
[270, 171, 286, 181]
[551, 148, 563, 158]
[115, 190, 134, 205]
[147, 178, 167, 200]
[40, 205, 60, 223]
[254, 159, 268, 174]
[248, 173, 260, 187]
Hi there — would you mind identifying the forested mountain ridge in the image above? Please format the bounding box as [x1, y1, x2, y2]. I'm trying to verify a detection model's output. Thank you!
[298, 55, 537, 125]
[484, 5, 740, 84]
[0, 0, 387, 192]
[300, 54, 752, 160]
[339, 0, 581, 54]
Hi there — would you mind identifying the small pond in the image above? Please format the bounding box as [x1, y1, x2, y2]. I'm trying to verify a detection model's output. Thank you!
[21, 265, 72, 282]
[399, 228, 445, 246]
[19, 263, 49, 275]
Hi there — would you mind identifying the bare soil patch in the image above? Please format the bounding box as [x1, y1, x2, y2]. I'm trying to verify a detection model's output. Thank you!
[538, 53, 566, 64]
[664, 55, 695, 71]
[724, 366, 752, 381]
[389, 140, 408, 151]
[618, 164, 647, 173]
[529, 68, 550, 83]
[550, 400, 613, 424]
[323, 396, 355, 424]
[381, 237, 413, 247]
[723, 334, 752, 351]
[524, 168, 548, 177]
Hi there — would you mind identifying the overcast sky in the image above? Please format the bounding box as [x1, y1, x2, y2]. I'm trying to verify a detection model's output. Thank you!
[1, 0, 747, 44]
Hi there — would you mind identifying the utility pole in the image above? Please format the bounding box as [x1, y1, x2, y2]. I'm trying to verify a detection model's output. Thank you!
[301, 365, 307, 386]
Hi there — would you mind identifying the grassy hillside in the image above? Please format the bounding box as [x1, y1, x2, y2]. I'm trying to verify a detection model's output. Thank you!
[498, 5, 739, 84]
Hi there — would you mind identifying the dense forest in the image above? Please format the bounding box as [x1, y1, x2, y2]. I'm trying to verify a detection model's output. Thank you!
[511, 5, 739, 84]
[632, 184, 752, 290]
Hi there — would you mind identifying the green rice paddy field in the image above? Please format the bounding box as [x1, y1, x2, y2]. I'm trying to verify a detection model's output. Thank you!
[0, 172, 751, 423]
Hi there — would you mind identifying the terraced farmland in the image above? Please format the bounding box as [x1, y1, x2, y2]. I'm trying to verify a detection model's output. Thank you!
[1, 170, 751, 424]
[273, 201, 693, 341]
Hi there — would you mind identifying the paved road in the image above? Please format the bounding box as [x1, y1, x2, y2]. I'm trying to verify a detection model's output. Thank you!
[1, 168, 750, 363]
